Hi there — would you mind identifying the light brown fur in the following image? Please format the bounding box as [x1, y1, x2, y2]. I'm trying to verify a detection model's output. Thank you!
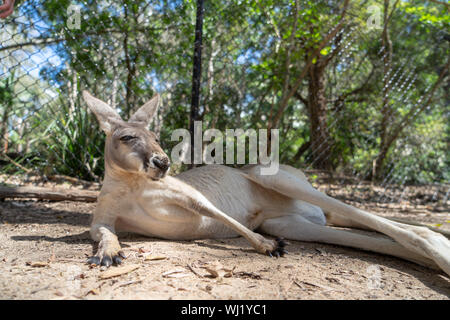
[82, 91, 450, 276]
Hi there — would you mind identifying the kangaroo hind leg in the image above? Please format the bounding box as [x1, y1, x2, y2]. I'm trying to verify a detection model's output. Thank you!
[242, 165, 450, 276]
[259, 214, 438, 269]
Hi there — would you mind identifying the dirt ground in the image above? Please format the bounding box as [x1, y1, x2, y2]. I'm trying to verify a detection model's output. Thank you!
[0, 173, 449, 300]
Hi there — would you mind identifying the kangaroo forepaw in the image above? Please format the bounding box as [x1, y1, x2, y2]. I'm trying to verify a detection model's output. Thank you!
[87, 239, 126, 267]
[87, 251, 125, 267]
[88, 250, 126, 267]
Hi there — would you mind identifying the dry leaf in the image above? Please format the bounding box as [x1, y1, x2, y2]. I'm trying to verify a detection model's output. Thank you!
[165, 273, 190, 278]
[129, 247, 150, 253]
[202, 261, 234, 278]
[111, 279, 143, 290]
[26, 261, 48, 267]
[145, 255, 167, 261]
[99, 264, 140, 279]
[234, 271, 262, 280]
[74, 273, 85, 280]
[87, 288, 100, 295]
[162, 268, 190, 278]
[296, 279, 336, 291]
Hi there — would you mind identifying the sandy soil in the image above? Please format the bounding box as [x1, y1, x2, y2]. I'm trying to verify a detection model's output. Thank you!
[0, 174, 449, 300]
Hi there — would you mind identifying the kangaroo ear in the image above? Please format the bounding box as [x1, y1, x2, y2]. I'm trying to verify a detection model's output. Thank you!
[82, 90, 122, 134]
[128, 94, 160, 126]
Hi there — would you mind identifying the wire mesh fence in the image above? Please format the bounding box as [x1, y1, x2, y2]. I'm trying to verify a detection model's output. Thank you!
[0, 0, 449, 209]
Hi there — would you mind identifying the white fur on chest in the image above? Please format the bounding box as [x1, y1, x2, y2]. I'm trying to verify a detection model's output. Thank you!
[112, 182, 238, 239]
[103, 166, 299, 240]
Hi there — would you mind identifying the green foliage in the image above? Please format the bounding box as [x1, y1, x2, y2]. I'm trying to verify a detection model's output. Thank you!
[1, 0, 448, 185]
[0, 73, 14, 107]
[42, 95, 105, 181]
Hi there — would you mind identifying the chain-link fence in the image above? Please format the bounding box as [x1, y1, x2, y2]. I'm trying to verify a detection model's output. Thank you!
[0, 0, 449, 210]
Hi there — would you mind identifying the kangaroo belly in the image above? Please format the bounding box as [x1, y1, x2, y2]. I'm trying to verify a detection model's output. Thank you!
[177, 165, 325, 226]
[114, 164, 324, 240]
[176, 165, 264, 222]
[115, 203, 245, 240]
[114, 200, 200, 239]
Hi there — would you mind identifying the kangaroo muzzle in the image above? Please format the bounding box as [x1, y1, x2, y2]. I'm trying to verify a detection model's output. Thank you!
[152, 156, 170, 173]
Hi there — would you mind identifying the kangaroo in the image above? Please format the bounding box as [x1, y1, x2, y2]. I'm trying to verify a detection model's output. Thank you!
[82, 91, 450, 276]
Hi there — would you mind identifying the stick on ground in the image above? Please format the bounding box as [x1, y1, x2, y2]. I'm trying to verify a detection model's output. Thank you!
[0, 186, 98, 202]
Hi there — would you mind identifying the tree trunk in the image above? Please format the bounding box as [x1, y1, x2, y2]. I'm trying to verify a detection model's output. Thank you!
[0, 99, 11, 154]
[189, 0, 204, 167]
[16, 119, 25, 153]
[292, 140, 311, 163]
[124, 6, 138, 118]
[66, 63, 77, 120]
[110, 51, 119, 109]
[307, 61, 332, 170]
[374, 0, 394, 180]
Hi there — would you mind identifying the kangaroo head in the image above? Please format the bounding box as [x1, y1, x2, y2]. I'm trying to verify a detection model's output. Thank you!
[82, 91, 170, 181]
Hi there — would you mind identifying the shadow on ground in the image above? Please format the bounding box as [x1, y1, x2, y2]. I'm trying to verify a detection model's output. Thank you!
[1, 199, 449, 299]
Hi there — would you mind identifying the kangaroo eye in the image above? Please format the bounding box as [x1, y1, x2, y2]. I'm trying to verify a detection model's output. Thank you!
[120, 135, 136, 142]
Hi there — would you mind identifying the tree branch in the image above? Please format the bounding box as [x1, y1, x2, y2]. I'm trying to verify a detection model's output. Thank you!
[385, 59, 449, 149]
[335, 66, 375, 104]
[269, 0, 350, 130]
[0, 26, 174, 52]
[428, 0, 449, 10]
[294, 90, 308, 106]
[293, 139, 311, 162]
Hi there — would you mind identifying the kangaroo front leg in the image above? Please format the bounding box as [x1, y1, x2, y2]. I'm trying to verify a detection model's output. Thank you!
[88, 223, 125, 267]
[87, 196, 125, 267]
[196, 202, 287, 257]
[162, 184, 286, 257]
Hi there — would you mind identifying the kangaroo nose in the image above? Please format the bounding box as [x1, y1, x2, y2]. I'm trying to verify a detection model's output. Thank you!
[152, 156, 170, 172]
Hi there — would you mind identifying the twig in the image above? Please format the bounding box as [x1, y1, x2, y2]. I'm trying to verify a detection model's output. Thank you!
[186, 264, 203, 278]
[1, 154, 32, 173]
[295, 279, 336, 291]
[112, 279, 143, 290]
